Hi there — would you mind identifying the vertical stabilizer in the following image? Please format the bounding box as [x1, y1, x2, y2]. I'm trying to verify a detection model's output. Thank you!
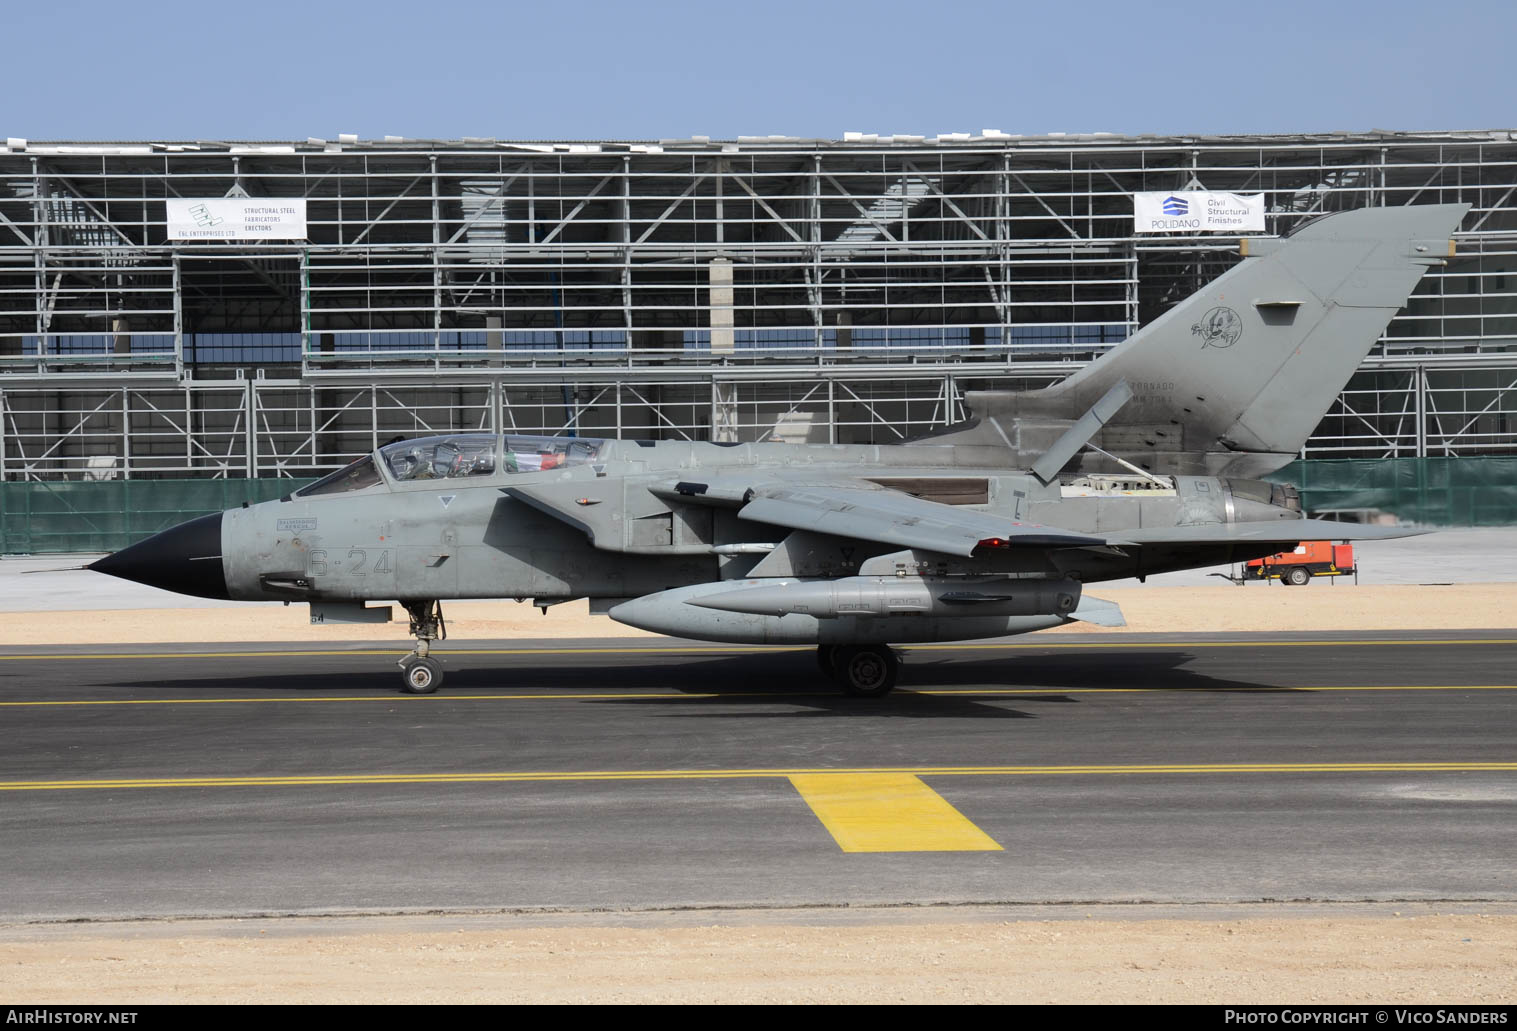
[1044, 203, 1467, 474]
[919, 204, 1470, 477]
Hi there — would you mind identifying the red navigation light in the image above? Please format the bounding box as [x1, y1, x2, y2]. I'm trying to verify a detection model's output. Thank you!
[977, 537, 1009, 549]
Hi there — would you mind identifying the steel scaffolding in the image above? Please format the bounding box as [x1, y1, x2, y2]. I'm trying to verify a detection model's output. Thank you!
[2, 130, 1515, 479]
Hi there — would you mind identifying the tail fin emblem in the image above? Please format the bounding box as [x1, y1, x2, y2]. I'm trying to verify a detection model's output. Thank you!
[1191, 306, 1242, 349]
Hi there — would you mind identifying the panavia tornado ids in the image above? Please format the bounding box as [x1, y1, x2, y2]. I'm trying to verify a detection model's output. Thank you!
[89, 204, 1467, 696]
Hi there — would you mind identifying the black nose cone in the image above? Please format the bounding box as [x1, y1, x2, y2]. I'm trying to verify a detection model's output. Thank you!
[89, 512, 230, 600]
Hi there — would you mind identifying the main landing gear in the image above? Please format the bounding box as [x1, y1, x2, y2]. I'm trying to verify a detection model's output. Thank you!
[398, 599, 446, 694]
[816, 644, 900, 698]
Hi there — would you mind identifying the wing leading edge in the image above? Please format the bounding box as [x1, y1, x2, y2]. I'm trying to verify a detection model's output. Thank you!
[737, 484, 1108, 556]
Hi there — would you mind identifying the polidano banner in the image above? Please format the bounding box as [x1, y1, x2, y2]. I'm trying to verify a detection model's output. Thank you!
[166, 197, 308, 240]
[1133, 191, 1265, 233]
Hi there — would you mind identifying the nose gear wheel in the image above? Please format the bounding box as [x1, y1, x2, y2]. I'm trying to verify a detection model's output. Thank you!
[399, 654, 443, 694]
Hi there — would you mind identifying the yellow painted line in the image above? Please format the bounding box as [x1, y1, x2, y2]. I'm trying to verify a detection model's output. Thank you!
[788, 773, 1002, 853]
[915, 685, 1517, 696]
[1295, 684, 1517, 692]
[2, 761, 1514, 793]
[0, 645, 809, 661]
[0, 650, 412, 660]
[3, 684, 1517, 708]
[0, 638, 1515, 662]
[906, 639, 1517, 651]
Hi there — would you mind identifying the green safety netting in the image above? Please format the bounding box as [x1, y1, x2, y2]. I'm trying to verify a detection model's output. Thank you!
[1269, 457, 1517, 527]
[0, 478, 316, 554]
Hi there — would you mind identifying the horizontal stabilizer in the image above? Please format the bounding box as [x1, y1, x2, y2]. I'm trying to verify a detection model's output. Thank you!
[1117, 519, 1427, 546]
[1069, 595, 1125, 627]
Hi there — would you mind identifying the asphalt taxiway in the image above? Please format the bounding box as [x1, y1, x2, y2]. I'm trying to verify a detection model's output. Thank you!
[2, 631, 1514, 922]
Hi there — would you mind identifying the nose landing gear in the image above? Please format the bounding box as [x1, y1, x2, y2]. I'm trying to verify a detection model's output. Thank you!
[398, 599, 446, 694]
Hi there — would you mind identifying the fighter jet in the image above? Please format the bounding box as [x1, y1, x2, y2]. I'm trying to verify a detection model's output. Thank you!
[89, 204, 1467, 696]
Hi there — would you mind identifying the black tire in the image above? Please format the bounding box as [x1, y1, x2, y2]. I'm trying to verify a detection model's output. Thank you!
[1285, 566, 1311, 586]
[833, 645, 899, 698]
[399, 655, 443, 694]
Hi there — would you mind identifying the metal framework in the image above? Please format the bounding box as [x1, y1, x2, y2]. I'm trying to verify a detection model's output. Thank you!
[2, 130, 1515, 479]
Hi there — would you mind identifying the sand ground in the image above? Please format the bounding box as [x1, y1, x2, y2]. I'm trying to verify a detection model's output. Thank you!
[7, 582, 1517, 646]
[3, 909, 1515, 1005]
[3, 584, 1514, 1004]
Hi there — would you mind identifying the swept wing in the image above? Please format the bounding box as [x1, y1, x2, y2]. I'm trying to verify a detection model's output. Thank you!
[736, 484, 1107, 556]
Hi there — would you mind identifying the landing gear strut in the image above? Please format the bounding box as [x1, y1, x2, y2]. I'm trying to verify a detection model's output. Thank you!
[398, 599, 446, 694]
[817, 644, 899, 698]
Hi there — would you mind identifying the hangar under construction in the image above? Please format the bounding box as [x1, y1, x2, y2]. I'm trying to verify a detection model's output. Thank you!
[1, 129, 1514, 493]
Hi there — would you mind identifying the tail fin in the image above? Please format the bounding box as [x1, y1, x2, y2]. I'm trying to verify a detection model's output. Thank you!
[1058, 203, 1467, 472]
[956, 204, 1467, 477]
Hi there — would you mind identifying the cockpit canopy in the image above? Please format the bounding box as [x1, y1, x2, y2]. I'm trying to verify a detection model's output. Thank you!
[381, 434, 606, 481]
[297, 433, 607, 497]
[382, 435, 500, 481]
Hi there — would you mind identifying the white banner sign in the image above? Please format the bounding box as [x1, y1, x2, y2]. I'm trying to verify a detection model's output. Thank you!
[1134, 192, 1265, 234]
[166, 197, 307, 240]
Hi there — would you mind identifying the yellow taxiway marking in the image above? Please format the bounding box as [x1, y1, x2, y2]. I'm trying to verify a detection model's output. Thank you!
[0, 646, 805, 661]
[0, 638, 1515, 663]
[2, 684, 1516, 707]
[788, 773, 1002, 853]
[914, 684, 1517, 696]
[2, 761, 1514, 793]
[906, 639, 1517, 651]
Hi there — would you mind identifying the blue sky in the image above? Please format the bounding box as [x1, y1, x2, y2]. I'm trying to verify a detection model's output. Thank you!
[5, 0, 1511, 141]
